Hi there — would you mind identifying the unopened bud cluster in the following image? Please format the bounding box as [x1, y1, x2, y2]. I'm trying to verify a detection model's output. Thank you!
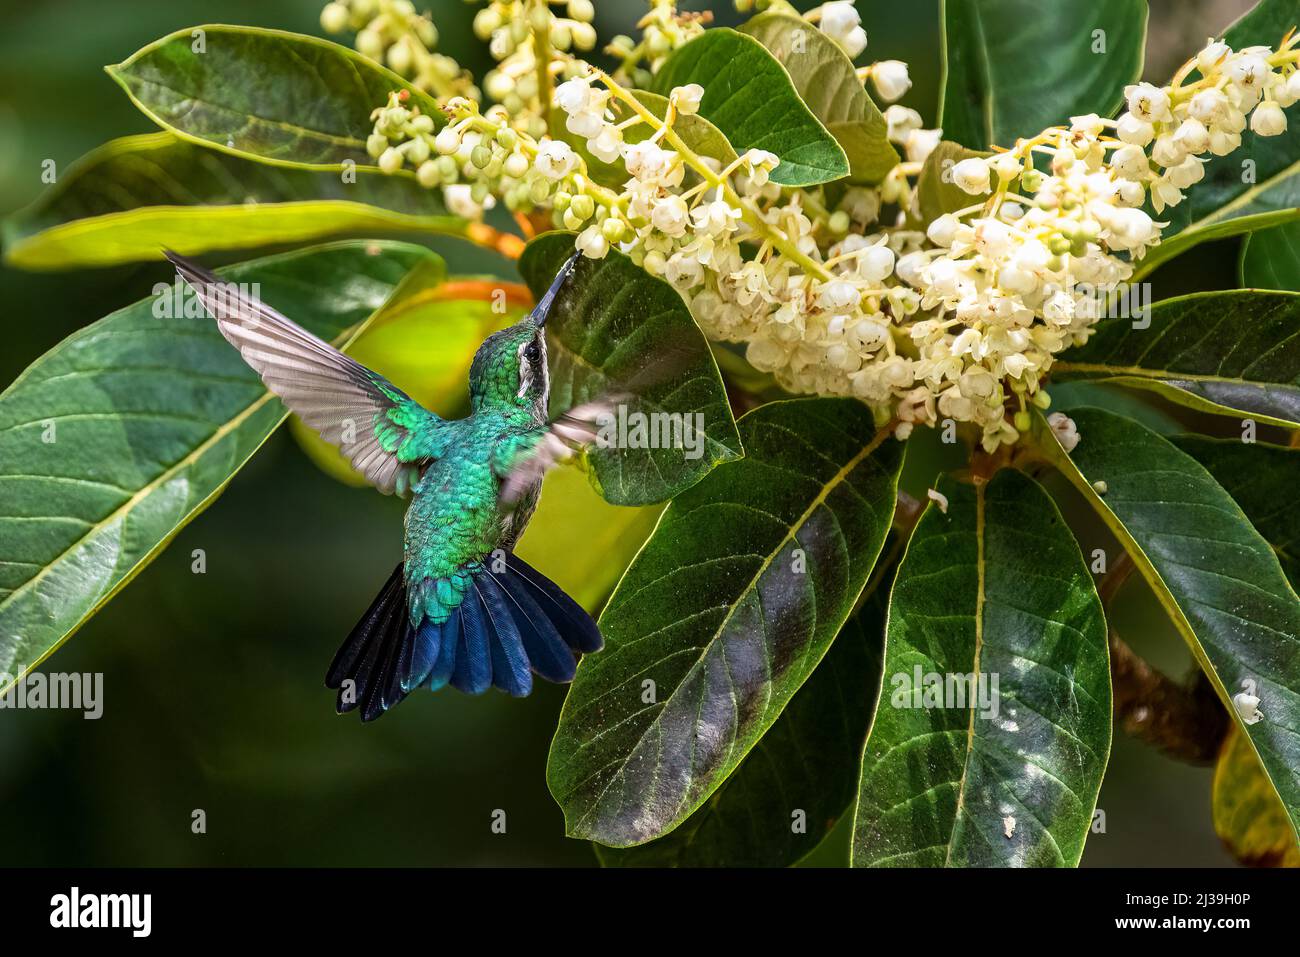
[608, 0, 711, 87]
[321, 0, 478, 100]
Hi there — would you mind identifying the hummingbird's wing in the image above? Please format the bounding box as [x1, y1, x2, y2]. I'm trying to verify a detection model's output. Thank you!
[494, 397, 624, 505]
[166, 251, 449, 496]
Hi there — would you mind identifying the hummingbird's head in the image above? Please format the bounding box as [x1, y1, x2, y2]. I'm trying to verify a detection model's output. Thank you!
[469, 252, 580, 417]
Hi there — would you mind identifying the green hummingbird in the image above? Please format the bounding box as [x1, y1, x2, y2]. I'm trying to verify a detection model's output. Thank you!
[167, 250, 610, 721]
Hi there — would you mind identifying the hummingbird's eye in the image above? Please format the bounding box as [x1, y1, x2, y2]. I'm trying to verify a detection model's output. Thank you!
[523, 341, 541, 364]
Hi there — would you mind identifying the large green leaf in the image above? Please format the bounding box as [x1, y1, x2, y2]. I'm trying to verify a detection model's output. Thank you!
[598, 538, 898, 867]
[1241, 221, 1300, 290]
[518, 233, 742, 506]
[852, 470, 1110, 867]
[739, 12, 898, 184]
[547, 398, 903, 847]
[0, 242, 443, 690]
[1053, 290, 1300, 430]
[3, 133, 465, 270]
[1172, 434, 1300, 590]
[939, 0, 1147, 150]
[1036, 407, 1300, 838]
[651, 28, 849, 186]
[107, 26, 441, 169]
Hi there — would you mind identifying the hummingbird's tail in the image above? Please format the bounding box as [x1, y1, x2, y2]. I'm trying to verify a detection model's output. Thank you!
[325, 556, 602, 721]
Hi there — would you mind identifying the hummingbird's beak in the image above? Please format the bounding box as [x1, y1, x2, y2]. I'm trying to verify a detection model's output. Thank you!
[532, 251, 581, 328]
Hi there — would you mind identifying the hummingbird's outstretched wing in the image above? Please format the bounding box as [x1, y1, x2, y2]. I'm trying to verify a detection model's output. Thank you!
[494, 397, 624, 505]
[166, 251, 449, 496]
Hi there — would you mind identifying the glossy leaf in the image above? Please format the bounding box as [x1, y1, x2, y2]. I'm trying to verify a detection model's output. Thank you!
[740, 12, 898, 184]
[0, 242, 443, 690]
[107, 26, 441, 169]
[1213, 726, 1300, 867]
[939, 0, 1147, 150]
[1037, 407, 1300, 838]
[853, 470, 1110, 867]
[552, 91, 738, 192]
[1149, 0, 1300, 274]
[651, 28, 849, 186]
[1172, 435, 1300, 590]
[3, 133, 465, 269]
[1240, 221, 1300, 290]
[518, 233, 743, 506]
[1053, 290, 1300, 430]
[599, 538, 899, 867]
[547, 398, 903, 847]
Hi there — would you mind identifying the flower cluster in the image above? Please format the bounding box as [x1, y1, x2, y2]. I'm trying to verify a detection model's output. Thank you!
[904, 32, 1300, 448]
[473, 0, 597, 139]
[342, 0, 1300, 453]
[321, 0, 478, 101]
[608, 0, 711, 87]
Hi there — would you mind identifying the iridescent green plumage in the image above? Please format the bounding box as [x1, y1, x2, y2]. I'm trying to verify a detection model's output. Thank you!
[168, 250, 605, 720]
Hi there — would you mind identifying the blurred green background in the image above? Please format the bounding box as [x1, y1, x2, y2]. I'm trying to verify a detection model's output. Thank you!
[0, 0, 1258, 866]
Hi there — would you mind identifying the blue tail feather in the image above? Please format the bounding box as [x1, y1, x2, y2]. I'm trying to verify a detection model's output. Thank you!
[326, 554, 603, 720]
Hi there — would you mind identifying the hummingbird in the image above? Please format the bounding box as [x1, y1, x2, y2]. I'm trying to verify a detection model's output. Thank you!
[166, 250, 612, 721]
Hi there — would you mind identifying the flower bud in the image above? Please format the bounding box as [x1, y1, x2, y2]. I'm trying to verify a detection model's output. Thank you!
[319, 2, 348, 34]
[416, 160, 441, 188]
[1251, 100, 1287, 136]
[434, 127, 461, 155]
[870, 60, 911, 103]
[952, 157, 991, 194]
[378, 147, 404, 174]
[366, 132, 389, 158]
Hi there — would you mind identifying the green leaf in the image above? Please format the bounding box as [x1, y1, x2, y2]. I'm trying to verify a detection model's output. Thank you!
[1142, 0, 1300, 276]
[547, 398, 903, 847]
[598, 537, 899, 867]
[3, 133, 466, 270]
[916, 140, 991, 224]
[0, 241, 443, 692]
[1171, 434, 1300, 590]
[1053, 290, 1300, 430]
[651, 28, 849, 186]
[852, 470, 1110, 867]
[551, 91, 738, 192]
[518, 232, 743, 506]
[1213, 725, 1300, 867]
[739, 12, 898, 184]
[1035, 407, 1300, 840]
[107, 26, 441, 169]
[1241, 221, 1300, 290]
[939, 0, 1148, 150]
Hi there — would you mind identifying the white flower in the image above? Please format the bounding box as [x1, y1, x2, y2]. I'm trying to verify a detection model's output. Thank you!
[1047, 412, 1080, 451]
[587, 125, 623, 164]
[444, 184, 488, 218]
[575, 224, 609, 259]
[1197, 39, 1231, 73]
[884, 105, 922, 143]
[650, 195, 690, 237]
[858, 244, 896, 282]
[534, 140, 578, 179]
[672, 83, 704, 115]
[566, 110, 603, 139]
[1166, 155, 1205, 189]
[926, 213, 961, 247]
[1189, 88, 1230, 124]
[990, 152, 1022, 181]
[904, 128, 942, 163]
[664, 252, 703, 289]
[820, 1, 868, 58]
[1125, 83, 1172, 123]
[741, 149, 780, 186]
[818, 279, 862, 312]
[871, 61, 911, 102]
[952, 157, 991, 194]
[1116, 112, 1155, 146]
[1251, 100, 1287, 135]
[1227, 53, 1270, 94]
[623, 141, 681, 187]
[555, 77, 592, 115]
[1233, 691, 1264, 725]
[1110, 143, 1148, 179]
[1172, 117, 1210, 155]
